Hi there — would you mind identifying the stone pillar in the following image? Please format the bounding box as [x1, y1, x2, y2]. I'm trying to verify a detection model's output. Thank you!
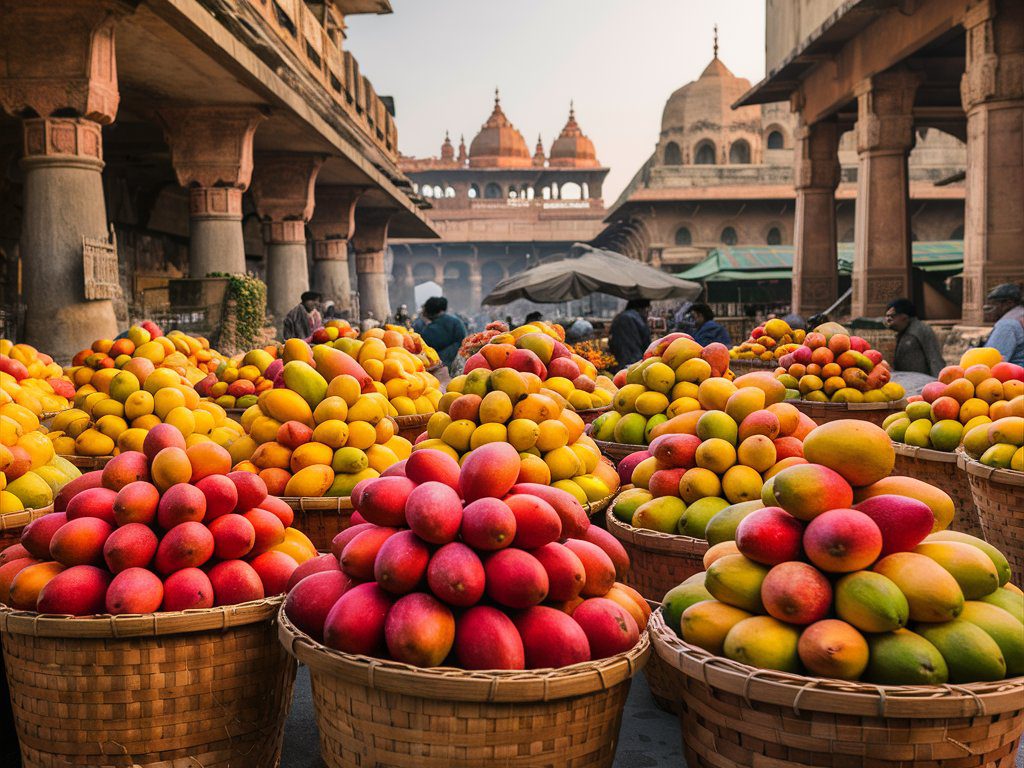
[250, 154, 324, 330]
[468, 259, 483, 311]
[352, 210, 393, 321]
[0, 1, 126, 362]
[309, 186, 363, 313]
[158, 107, 265, 277]
[960, 0, 1024, 323]
[792, 120, 841, 316]
[851, 68, 920, 318]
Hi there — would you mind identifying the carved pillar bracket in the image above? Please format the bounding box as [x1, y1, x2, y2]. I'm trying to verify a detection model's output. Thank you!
[309, 186, 365, 243]
[855, 68, 921, 155]
[792, 119, 841, 315]
[22, 117, 104, 169]
[158, 107, 267, 190]
[0, 1, 128, 123]
[250, 153, 326, 233]
[190, 187, 243, 221]
[961, 0, 1024, 113]
[314, 240, 348, 261]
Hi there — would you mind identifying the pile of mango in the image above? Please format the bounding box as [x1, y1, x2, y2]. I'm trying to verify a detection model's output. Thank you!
[417, 366, 621, 506]
[729, 318, 805, 362]
[773, 324, 905, 403]
[611, 374, 817, 537]
[223, 352, 413, 497]
[591, 333, 732, 446]
[462, 322, 614, 412]
[1, 400, 82, 512]
[195, 347, 279, 410]
[885, 348, 1023, 460]
[46, 367, 243, 458]
[663, 420, 1023, 684]
[1, 341, 74, 414]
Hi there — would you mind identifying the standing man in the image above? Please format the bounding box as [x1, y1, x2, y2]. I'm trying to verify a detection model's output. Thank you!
[609, 299, 651, 367]
[983, 283, 1024, 365]
[884, 298, 944, 376]
[421, 296, 467, 369]
[690, 303, 732, 347]
[282, 291, 322, 340]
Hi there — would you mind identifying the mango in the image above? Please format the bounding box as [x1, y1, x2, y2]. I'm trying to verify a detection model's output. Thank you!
[915, 619, 1006, 683]
[864, 629, 948, 685]
[631, 496, 686, 534]
[855, 476, 955, 533]
[661, 573, 713, 633]
[873, 552, 964, 623]
[913, 541, 1000, 600]
[770, 463, 852, 521]
[960, 601, 1024, 676]
[925, 530, 1011, 586]
[6, 471, 54, 509]
[802, 419, 894, 487]
[704, 500, 763, 546]
[678, 496, 730, 539]
[261, 389, 314, 427]
[681, 600, 752, 655]
[834, 571, 909, 632]
[797, 619, 869, 681]
[979, 587, 1024, 624]
[705, 554, 769, 613]
[613, 412, 647, 445]
[722, 615, 800, 672]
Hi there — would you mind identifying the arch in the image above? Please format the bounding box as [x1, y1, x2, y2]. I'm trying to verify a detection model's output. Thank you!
[468, 184, 480, 199]
[484, 182, 502, 199]
[766, 226, 782, 245]
[444, 186, 456, 198]
[520, 184, 529, 197]
[412, 262, 436, 283]
[444, 260, 470, 282]
[526, 187, 535, 200]
[432, 185, 443, 198]
[508, 188, 518, 199]
[694, 140, 716, 165]
[664, 141, 682, 165]
[766, 130, 785, 149]
[720, 226, 738, 246]
[581, 182, 590, 199]
[411, 182, 419, 193]
[729, 140, 751, 164]
[421, 185, 433, 198]
[541, 186, 551, 200]
[480, 261, 505, 293]
[674, 226, 692, 246]
[560, 182, 582, 200]
[950, 224, 964, 239]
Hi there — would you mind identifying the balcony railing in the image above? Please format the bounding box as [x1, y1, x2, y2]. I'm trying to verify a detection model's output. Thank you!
[239, 0, 397, 160]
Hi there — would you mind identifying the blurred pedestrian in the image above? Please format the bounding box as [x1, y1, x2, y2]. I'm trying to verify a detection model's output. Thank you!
[884, 298, 943, 376]
[983, 283, 1024, 365]
[609, 299, 651, 366]
[361, 311, 381, 332]
[565, 317, 594, 344]
[525, 310, 543, 324]
[421, 296, 467, 368]
[690, 303, 732, 347]
[282, 291, 321, 340]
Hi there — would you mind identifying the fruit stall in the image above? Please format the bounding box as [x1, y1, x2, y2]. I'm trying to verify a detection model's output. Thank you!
[0, 317, 1022, 768]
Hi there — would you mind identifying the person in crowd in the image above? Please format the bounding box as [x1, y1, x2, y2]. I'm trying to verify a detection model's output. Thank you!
[361, 311, 381, 332]
[690, 303, 732, 347]
[609, 299, 651, 366]
[322, 300, 340, 321]
[421, 296, 467, 368]
[672, 301, 696, 335]
[393, 304, 411, 328]
[412, 305, 430, 334]
[782, 312, 807, 330]
[565, 317, 595, 344]
[282, 291, 321, 340]
[884, 298, 944, 376]
[525, 310, 543, 324]
[807, 313, 829, 329]
[983, 283, 1024, 365]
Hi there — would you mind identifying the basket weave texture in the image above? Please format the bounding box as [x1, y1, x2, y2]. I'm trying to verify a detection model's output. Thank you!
[1, 598, 296, 768]
[892, 442, 983, 538]
[574, 405, 611, 425]
[728, 358, 777, 373]
[590, 436, 644, 464]
[57, 454, 113, 470]
[279, 495, 353, 553]
[960, 450, 1024, 578]
[0, 504, 51, 550]
[393, 412, 430, 442]
[793, 398, 906, 427]
[278, 605, 649, 768]
[605, 506, 707, 603]
[649, 608, 1024, 768]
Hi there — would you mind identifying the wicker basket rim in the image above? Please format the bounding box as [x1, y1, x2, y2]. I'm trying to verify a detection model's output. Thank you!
[277, 603, 650, 702]
[40, 408, 71, 419]
[0, 596, 283, 638]
[604, 505, 707, 555]
[572, 405, 612, 415]
[957, 448, 1024, 486]
[794, 398, 907, 411]
[648, 609, 1024, 718]
[0, 503, 52, 532]
[590, 436, 645, 453]
[891, 442, 958, 463]
[278, 495, 354, 511]
[392, 412, 431, 426]
[584, 490, 616, 516]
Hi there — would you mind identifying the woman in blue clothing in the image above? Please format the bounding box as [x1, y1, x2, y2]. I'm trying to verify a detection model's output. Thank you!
[690, 303, 732, 347]
[420, 296, 467, 369]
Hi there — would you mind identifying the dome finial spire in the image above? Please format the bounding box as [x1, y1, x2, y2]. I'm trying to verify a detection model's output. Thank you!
[494, 86, 500, 106]
[569, 99, 575, 119]
[713, 24, 719, 59]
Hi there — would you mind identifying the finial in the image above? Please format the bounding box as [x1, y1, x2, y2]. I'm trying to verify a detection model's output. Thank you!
[713, 24, 719, 59]
[444, 130, 450, 141]
[494, 87, 500, 105]
[569, 99, 575, 119]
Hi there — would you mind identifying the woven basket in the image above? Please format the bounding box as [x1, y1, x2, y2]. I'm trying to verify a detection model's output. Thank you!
[1, 598, 296, 768]
[960, 450, 1024, 578]
[393, 412, 430, 442]
[585, 490, 616, 523]
[793, 398, 907, 427]
[278, 605, 649, 768]
[0, 504, 52, 551]
[279, 495, 354, 553]
[590, 437, 646, 464]
[224, 407, 247, 423]
[649, 608, 1024, 768]
[892, 442, 983, 538]
[727, 358, 777, 373]
[573, 405, 611, 425]
[57, 454, 113, 470]
[605, 506, 707, 603]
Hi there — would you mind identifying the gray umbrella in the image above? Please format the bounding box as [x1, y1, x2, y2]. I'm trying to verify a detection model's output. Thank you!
[483, 243, 702, 305]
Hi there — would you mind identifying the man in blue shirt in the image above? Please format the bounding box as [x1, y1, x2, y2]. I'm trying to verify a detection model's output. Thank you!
[420, 296, 467, 369]
[984, 283, 1024, 365]
[609, 299, 651, 366]
[690, 303, 732, 347]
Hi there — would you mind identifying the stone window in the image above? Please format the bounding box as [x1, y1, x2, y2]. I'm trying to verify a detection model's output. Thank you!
[560, 182, 583, 200]
[766, 227, 782, 245]
[433, 185, 443, 198]
[721, 226, 738, 245]
[484, 183, 502, 199]
[766, 130, 784, 149]
[729, 140, 751, 164]
[421, 186, 433, 198]
[664, 141, 682, 165]
[468, 184, 479, 199]
[444, 186, 456, 198]
[950, 224, 964, 239]
[694, 141, 716, 165]
[674, 227, 692, 246]
[508, 188, 517, 199]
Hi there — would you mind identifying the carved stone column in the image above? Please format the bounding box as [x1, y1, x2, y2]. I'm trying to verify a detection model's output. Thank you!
[852, 68, 920, 318]
[0, 1, 127, 361]
[960, 0, 1024, 323]
[792, 120, 841, 316]
[250, 154, 324, 331]
[158, 107, 265, 277]
[352, 210, 393, 321]
[309, 186, 363, 313]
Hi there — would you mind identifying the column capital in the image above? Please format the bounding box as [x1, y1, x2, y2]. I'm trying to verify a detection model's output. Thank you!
[352, 209, 392, 255]
[309, 185, 365, 242]
[189, 187, 243, 219]
[22, 117, 104, 169]
[793, 120, 840, 191]
[158, 106, 266, 189]
[250, 153, 325, 223]
[263, 220, 306, 244]
[960, 0, 1024, 112]
[0, 1, 127, 124]
[855, 68, 921, 154]
[314, 239, 349, 262]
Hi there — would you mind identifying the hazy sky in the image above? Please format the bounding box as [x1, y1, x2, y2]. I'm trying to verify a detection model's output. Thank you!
[346, 1, 767, 200]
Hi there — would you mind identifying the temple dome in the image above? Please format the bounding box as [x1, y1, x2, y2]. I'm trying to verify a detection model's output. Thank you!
[468, 90, 532, 168]
[549, 104, 599, 168]
[660, 55, 756, 137]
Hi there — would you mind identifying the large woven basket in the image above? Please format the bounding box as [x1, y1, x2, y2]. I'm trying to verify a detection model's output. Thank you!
[892, 442, 983, 538]
[1, 598, 296, 768]
[279, 495, 354, 552]
[793, 398, 906, 427]
[278, 605, 649, 768]
[0, 504, 52, 551]
[959, 450, 1024, 578]
[605, 506, 707, 603]
[649, 608, 1024, 768]
[590, 437, 645, 464]
[57, 454, 113, 470]
[224, 407, 247, 423]
[392, 412, 430, 442]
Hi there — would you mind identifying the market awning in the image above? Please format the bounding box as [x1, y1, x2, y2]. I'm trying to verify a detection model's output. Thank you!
[483, 243, 701, 305]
